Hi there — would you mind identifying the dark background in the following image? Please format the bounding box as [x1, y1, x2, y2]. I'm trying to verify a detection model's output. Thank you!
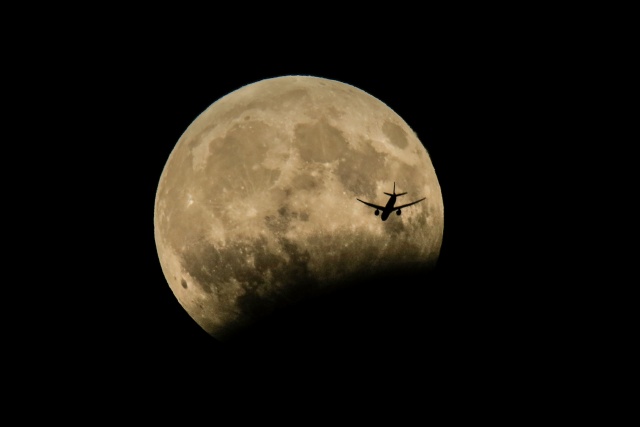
[43, 39, 570, 401]
[11, 12, 614, 418]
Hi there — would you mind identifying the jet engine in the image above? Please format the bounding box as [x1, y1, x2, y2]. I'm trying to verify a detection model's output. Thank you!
[397, 209, 402, 216]
[375, 210, 380, 216]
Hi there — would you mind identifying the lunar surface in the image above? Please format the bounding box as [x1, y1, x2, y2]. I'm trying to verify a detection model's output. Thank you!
[154, 76, 444, 340]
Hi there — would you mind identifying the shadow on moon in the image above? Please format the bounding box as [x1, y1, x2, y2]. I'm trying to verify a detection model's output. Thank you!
[221, 262, 445, 355]
[207, 261, 542, 388]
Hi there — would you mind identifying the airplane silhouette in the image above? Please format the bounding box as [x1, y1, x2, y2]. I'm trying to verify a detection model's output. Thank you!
[356, 182, 426, 221]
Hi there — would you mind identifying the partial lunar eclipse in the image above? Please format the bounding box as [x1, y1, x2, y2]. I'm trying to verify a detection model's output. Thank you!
[154, 75, 444, 340]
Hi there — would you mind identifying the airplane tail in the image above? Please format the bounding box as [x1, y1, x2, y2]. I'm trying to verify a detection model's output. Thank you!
[384, 182, 407, 197]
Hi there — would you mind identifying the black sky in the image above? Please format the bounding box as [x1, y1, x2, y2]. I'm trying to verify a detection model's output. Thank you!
[47, 39, 570, 400]
[8, 9, 612, 417]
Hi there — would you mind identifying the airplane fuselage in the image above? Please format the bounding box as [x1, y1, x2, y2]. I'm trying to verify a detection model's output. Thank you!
[381, 196, 397, 221]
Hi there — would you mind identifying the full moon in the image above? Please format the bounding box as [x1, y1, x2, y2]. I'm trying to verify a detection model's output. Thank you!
[154, 75, 444, 341]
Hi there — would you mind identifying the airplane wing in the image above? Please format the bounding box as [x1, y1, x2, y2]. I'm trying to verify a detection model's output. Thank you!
[393, 198, 426, 210]
[356, 199, 385, 210]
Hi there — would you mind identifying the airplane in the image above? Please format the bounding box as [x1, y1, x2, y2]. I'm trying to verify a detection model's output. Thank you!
[356, 182, 426, 221]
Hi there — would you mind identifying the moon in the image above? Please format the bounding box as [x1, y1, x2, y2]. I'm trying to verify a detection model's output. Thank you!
[154, 75, 444, 341]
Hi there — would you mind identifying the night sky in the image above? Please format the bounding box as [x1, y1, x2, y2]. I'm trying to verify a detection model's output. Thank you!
[54, 42, 561, 400]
